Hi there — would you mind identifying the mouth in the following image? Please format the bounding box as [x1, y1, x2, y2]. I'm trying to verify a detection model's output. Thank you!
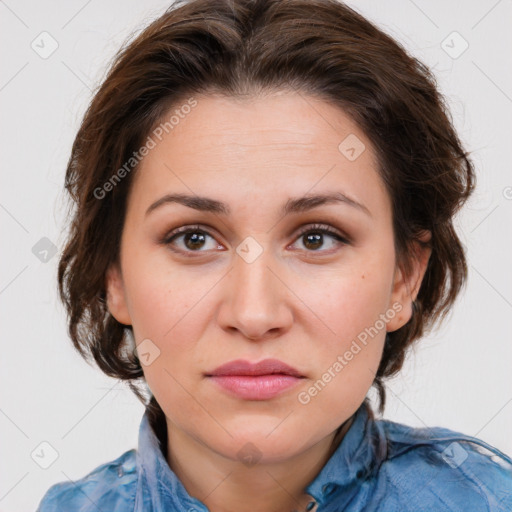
[205, 358, 304, 378]
[205, 359, 305, 400]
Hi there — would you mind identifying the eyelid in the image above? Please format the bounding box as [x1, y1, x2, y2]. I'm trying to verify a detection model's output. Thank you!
[160, 224, 222, 247]
[293, 223, 350, 245]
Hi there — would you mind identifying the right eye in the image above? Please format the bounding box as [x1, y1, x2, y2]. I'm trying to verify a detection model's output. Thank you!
[161, 225, 225, 254]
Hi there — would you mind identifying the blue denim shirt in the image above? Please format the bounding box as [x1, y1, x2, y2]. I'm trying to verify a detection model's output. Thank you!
[36, 400, 512, 511]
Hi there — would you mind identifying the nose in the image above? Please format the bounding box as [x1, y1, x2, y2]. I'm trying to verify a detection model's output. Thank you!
[217, 242, 293, 341]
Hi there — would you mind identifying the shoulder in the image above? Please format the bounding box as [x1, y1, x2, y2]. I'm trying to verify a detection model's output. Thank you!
[371, 417, 512, 511]
[35, 448, 138, 512]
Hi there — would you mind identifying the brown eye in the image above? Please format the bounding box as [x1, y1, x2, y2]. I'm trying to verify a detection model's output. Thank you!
[292, 224, 349, 253]
[162, 225, 222, 254]
[180, 231, 207, 250]
[302, 232, 324, 251]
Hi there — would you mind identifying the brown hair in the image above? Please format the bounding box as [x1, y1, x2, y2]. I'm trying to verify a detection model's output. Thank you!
[57, 0, 475, 425]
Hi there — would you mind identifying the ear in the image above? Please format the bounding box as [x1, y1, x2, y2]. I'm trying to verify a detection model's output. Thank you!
[386, 231, 432, 332]
[105, 262, 132, 325]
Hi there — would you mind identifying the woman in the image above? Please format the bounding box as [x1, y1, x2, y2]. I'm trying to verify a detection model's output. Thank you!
[37, 0, 512, 510]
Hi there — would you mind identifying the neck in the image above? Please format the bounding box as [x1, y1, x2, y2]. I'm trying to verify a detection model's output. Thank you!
[165, 416, 354, 512]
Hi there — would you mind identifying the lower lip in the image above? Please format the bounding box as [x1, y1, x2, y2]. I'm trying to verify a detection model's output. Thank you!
[208, 374, 302, 400]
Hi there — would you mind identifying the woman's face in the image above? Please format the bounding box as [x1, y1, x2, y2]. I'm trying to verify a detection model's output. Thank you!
[106, 90, 428, 463]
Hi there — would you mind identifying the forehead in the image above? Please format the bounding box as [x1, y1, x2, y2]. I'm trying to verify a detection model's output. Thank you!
[129, 91, 388, 217]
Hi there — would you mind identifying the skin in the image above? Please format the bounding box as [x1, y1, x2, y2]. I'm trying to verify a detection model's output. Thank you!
[106, 90, 431, 512]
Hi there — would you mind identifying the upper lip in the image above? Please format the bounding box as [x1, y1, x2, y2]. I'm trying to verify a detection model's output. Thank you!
[206, 358, 304, 378]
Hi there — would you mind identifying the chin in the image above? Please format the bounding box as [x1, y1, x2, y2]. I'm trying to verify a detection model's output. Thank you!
[206, 421, 317, 464]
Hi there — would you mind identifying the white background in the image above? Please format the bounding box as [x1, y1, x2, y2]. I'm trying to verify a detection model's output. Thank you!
[1, 1, 511, 510]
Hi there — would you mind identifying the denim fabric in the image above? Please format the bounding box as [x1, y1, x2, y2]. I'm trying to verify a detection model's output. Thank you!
[36, 401, 512, 511]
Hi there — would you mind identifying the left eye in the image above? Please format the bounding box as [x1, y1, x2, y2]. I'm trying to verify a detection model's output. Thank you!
[162, 223, 348, 254]
[291, 223, 348, 252]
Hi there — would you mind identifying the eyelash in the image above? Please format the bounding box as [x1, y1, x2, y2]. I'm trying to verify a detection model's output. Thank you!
[161, 223, 350, 256]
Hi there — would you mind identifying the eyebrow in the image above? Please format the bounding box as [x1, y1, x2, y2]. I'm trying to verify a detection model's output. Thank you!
[145, 191, 371, 218]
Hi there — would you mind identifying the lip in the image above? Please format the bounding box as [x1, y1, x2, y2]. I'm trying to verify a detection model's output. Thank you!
[207, 358, 303, 378]
[205, 359, 304, 400]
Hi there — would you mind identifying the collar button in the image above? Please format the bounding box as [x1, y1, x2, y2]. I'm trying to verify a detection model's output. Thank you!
[321, 483, 337, 496]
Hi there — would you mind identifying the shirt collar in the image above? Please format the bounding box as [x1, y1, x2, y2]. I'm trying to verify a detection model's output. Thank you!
[305, 399, 388, 504]
[136, 399, 387, 511]
[136, 406, 207, 512]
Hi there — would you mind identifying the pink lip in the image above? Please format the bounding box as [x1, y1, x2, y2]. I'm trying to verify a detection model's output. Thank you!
[206, 359, 304, 400]
[207, 358, 303, 377]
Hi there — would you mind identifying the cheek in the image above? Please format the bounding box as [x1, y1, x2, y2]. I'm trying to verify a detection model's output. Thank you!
[123, 254, 218, 380]
[123, 249, 197, 338]
[305, 265, 393, 405]
[126, 263, 206, 416]
[320, 266, 393, 344]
